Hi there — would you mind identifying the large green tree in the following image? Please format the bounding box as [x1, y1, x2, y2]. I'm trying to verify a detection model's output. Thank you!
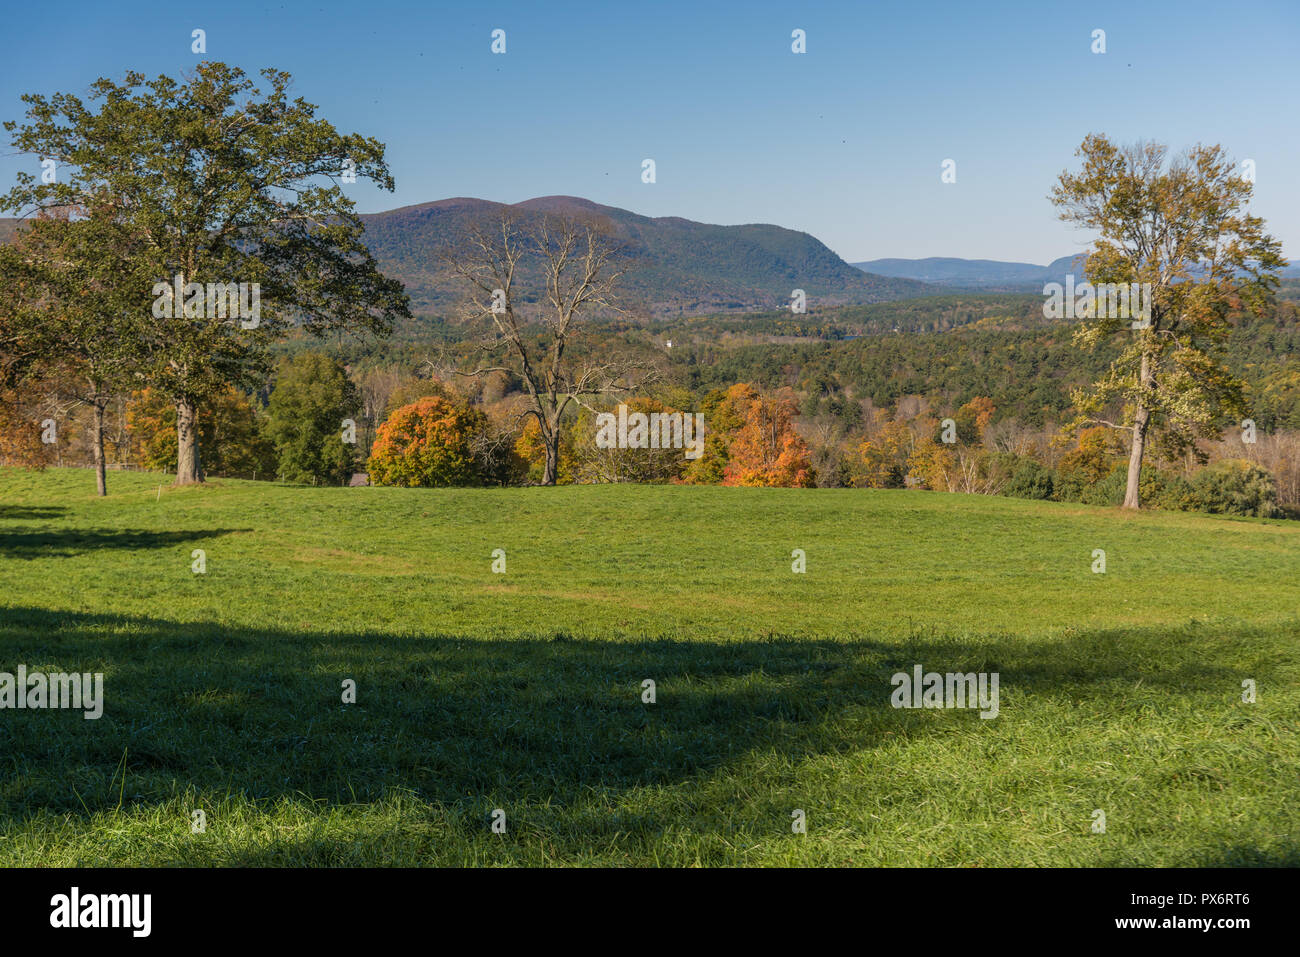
[2, 63, 409, 484]
[1051, 135, 1285, 508]
[263, 351, 360, 485]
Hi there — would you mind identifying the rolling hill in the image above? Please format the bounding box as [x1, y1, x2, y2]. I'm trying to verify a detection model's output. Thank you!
[359, 196, 936, 318]
[851, 255, 1090, 291]
[852, 255, 1300, 290]
[0, 202, 935, 319]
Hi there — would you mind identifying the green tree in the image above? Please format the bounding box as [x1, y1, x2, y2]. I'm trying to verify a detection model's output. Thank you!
[2, 62, 409, 484]
[0, 202, 150, 494]
[1051, 135, 1286, 508]
[264, 352, 360, 485]
[571, 397, 691, 484]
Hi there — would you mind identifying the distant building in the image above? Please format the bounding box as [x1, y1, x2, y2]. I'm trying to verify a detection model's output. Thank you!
[349, 473, 369, 487]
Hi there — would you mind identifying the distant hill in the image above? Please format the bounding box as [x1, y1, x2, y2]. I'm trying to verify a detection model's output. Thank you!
[360, 196, 935, 318]
[853, 254, 1300, 290]
[5, 209, 1292, 314]
[1, 201, 930, 319]
[851, 256, 1090, 291]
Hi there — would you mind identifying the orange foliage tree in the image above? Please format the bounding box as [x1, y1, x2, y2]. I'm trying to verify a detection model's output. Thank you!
[956, 396, 996, 442]
[722, 388, 816, 487]
[682, 383, 760, 484]
[368, 396, 484, 487]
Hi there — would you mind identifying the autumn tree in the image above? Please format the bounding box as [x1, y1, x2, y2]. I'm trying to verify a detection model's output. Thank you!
[2, 62, 409, 484]
[514, 417, 574, 485]
[722, 388, 816, 488]
[858, 410, 912, 488]
[0, 382, 49, 467]
[1051, 135, 1285, 508]
[127, 385, 273, 478]
[907, 428, 957, 491]
[954, 396, 996, 444]
[682, 383, 761, 484]
[443, 212, 651, 485]
[1058, 426, 1120, 485]
[368, 395, 487, 488]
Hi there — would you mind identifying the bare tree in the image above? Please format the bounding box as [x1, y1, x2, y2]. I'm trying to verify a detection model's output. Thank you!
[355, 365, 410, 454]
[442, 212, 652, 485]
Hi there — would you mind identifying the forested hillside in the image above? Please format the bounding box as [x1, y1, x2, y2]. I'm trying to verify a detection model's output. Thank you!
[356, 197, 935, 317]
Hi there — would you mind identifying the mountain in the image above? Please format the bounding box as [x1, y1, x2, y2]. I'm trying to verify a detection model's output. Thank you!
[4, 207, 1292, 313]
[854, 254, 1300, 291]
[850, 256, 1091, 291]
[0, 201, 933, 318]
[359, 196, 935, 317]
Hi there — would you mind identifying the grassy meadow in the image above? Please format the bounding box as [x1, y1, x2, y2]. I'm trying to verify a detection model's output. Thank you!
[0, 466, 1297, 866]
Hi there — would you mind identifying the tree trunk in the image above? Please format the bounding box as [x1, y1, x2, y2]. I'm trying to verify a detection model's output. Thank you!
[1123, 405, 1149, 509]
[1123, 350, 1154, 510]
[92, 400, 107, 497]
[175, 396, 204, 485]
[542, 436, 559, 486]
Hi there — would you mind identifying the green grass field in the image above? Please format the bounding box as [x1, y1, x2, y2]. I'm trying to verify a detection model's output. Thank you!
[1, 467, 1297, 866]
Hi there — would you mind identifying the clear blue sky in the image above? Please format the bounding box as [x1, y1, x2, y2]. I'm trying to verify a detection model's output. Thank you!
[2, 0, 1296, 264]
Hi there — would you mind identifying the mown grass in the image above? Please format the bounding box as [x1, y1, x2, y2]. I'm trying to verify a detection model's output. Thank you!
[0, 467, 1297, 866]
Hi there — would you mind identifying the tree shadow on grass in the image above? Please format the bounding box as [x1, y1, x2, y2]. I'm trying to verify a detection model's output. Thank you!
[0, 506, 67, 520]
[0, 605, 1272, 846]
[1191, 843, 1300, 867]
[0, 527, 249, 558]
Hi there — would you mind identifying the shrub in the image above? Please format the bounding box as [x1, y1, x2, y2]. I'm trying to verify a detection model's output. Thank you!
[1187, 459, 1280, 517]
[368, 396, 485, 487]
[1005, 458, 1054, 500]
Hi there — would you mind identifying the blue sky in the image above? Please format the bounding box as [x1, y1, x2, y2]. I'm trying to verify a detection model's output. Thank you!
[2, 0, 1296, 264]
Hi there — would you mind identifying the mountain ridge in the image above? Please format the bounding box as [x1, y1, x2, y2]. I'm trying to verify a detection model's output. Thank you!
[357, 196, 937, 316]
[851, 255, 1091, 290]
[853, 254, 1300, 290]
[3, 206, 1293, 315]
[0, 199, 934, 317]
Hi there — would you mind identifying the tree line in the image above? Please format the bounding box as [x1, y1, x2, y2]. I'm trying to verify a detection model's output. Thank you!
[0, 64, 1288, 512]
